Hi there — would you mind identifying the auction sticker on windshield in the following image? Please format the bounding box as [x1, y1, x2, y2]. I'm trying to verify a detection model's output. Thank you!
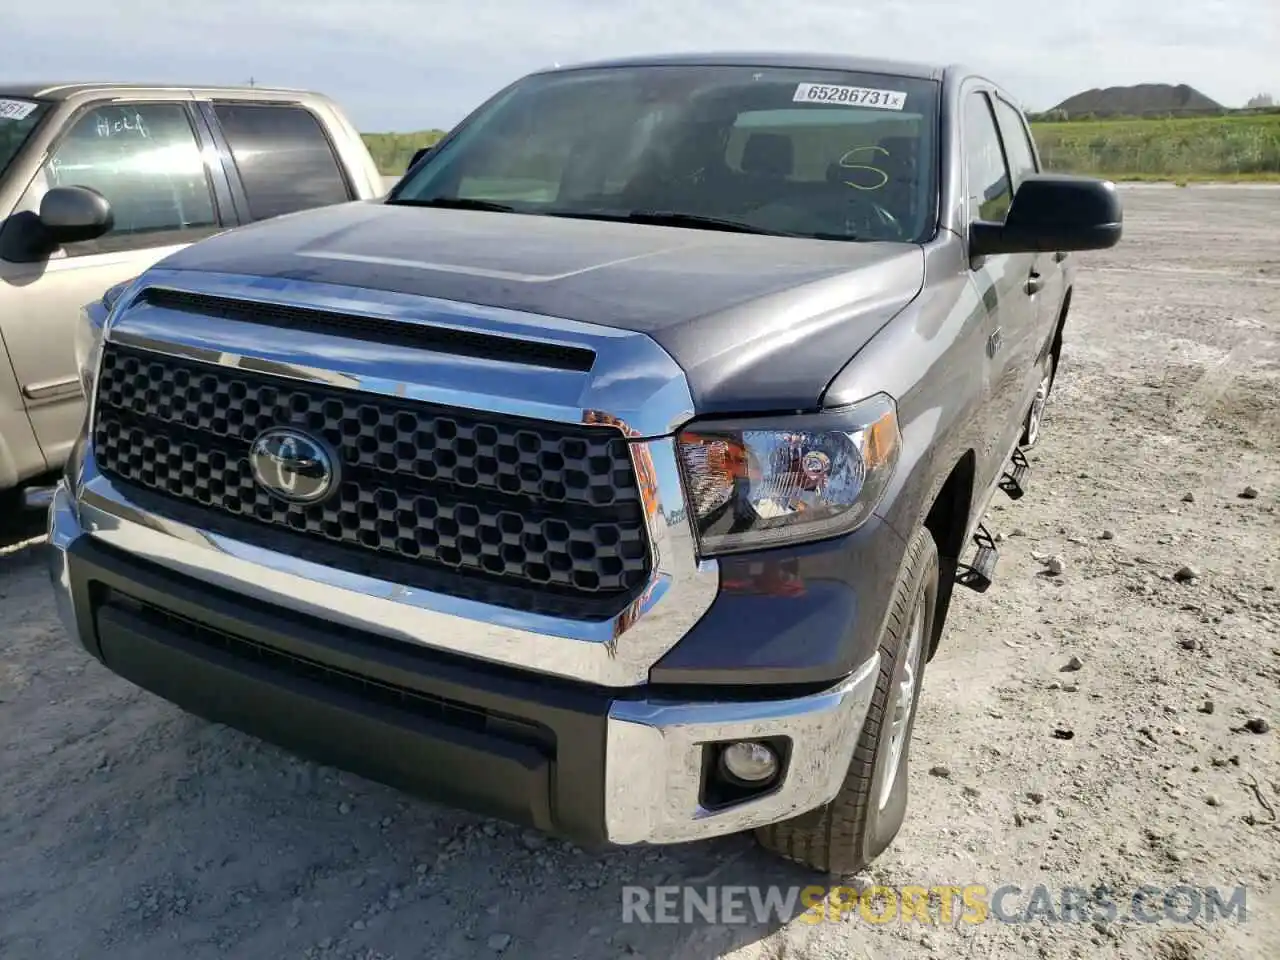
[792, 84, 907, 110]
[0, 99, 39, 121]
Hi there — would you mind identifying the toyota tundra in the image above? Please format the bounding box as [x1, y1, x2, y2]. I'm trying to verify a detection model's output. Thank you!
[46, 53, 1122, 874]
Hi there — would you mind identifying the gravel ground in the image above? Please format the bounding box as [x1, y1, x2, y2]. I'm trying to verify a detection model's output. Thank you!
[1, 186, 1277, 960]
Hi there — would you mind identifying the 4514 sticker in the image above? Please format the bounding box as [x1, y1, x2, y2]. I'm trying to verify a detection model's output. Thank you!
[0, 99, 39, 121]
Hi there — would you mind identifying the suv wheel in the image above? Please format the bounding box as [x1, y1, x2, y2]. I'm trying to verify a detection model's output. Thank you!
[754, 526, 939, 875]
[1021, 352, 1056, 448]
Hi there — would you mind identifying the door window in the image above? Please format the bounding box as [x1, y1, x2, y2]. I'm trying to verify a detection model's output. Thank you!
[963, 92, 1013, 223]
[992, 97, 1039, 186]
[38, 102, 218, 254]
[211, 103, 353, 221]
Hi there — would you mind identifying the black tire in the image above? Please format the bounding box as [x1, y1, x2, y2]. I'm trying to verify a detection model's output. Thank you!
[1020, 349, 1057, 448]
[754, 526, 940, 875]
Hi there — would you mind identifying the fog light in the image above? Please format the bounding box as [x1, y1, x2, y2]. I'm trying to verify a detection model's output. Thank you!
[720, 741, 779, 784]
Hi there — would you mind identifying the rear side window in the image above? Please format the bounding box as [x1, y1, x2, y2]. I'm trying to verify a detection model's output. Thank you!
[211, 103, 352, 221]
[991, 97, 1039, 186]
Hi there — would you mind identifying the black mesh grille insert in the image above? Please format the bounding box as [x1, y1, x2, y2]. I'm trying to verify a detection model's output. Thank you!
[92, 342, 652, 618]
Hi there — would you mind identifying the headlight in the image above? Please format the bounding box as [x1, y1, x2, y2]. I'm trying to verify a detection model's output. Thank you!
[676, 393, 901, 556]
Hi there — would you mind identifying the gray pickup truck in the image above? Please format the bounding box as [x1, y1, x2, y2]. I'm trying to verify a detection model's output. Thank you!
[46, 53, 1121, 875]
[0, 82, 384, 503]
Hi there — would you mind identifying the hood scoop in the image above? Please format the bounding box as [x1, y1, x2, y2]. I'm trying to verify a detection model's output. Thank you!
[139, 287, 597, 373]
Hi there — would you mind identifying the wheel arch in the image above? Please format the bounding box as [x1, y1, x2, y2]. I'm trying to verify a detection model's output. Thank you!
[1049, 285, 1073, 370]
[920, 449, 977, 660]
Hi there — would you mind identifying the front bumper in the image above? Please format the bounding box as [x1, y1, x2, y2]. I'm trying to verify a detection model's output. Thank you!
[49, 483, 879, 846]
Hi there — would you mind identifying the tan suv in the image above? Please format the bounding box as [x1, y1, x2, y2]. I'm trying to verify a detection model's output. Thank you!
[0, 82, 384, 505]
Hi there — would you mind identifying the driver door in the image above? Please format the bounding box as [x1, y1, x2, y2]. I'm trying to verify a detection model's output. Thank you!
[0, 97, 232, 469]
[961, 89, 1040, 500]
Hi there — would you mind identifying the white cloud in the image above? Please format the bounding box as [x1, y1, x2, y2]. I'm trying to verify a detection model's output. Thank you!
[2, 0, 1275, 130]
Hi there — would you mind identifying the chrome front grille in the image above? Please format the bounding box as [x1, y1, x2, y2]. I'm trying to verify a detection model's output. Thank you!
[91, 341, 652, 618]
[74, 268, 715, 687]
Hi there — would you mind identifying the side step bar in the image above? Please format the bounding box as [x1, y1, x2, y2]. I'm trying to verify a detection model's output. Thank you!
[956, 445, 1032, 593]
[21, 485, 56, 511]
[956, 522, 999, 593]
[998, 448, 1030, 501]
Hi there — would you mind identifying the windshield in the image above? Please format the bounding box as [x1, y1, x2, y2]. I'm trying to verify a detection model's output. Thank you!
[392, 64, 940, 243]
[0, 97, 50, 179]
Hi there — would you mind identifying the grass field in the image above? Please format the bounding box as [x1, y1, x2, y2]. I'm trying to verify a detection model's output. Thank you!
[1030, 113, 1280, 181]
[362, 130, 447, 178]
[361, 112, 1280, 183]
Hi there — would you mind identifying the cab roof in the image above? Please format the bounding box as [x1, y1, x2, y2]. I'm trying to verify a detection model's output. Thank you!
[537, 51, 963, 83]
[0, 81, 314, 101]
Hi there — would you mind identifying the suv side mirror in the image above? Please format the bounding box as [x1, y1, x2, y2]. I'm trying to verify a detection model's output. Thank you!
[969, 174, 1122, 257]
[39, 185, 114, 245]
[407, 145, 434, 172]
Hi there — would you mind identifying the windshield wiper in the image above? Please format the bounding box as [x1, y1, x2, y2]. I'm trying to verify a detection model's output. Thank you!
[624, 211, 780, 235]
[387, 196, 516, 212]
[548, 209, 783, 236]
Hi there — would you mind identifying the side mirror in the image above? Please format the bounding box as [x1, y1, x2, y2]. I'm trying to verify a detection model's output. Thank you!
[969, 174, 1122, 257]
[407, 145, 435, 172]
[39, 185, 114, 245]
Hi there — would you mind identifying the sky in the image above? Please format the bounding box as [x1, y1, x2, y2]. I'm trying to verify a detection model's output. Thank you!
[2, 0, 1276, 132]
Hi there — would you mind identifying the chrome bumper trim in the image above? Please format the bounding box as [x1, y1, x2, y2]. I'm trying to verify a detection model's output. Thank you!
[604, 652, 880, 844]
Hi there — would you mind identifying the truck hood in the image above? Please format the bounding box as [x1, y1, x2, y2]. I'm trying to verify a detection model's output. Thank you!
[157, 201, 925, 413]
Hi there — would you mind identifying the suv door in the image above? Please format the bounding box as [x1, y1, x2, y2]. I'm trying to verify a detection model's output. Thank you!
[0, 98, 233, 468]
[961, 88, 1039, 496]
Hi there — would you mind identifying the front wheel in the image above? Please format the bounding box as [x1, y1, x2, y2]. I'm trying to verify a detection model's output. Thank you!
[754, 526, 940, 875]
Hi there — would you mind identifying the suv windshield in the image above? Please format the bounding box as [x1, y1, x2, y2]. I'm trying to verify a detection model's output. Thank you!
[0, 97, 50, 179]
[392, 64, 940, 243]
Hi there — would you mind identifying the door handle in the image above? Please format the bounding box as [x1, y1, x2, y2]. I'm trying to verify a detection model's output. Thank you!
[1026, 271, 1044, 295]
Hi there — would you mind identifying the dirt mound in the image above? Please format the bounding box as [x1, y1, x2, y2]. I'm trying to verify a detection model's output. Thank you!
[1051, 83, 1222, 117]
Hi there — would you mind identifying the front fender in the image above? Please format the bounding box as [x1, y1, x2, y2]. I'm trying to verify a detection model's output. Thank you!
[823, 236, 991, 549]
